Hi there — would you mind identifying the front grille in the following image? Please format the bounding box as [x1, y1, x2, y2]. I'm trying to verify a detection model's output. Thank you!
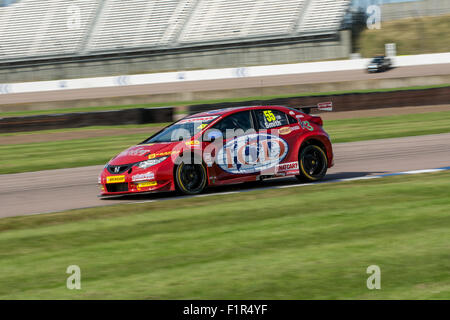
[107, 164, 134, 174]
[105, 183, 129, 193]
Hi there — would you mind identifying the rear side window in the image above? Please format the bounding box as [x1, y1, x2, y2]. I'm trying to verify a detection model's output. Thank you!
[255, 109, 289, 129]
[288, 115, 297, 124]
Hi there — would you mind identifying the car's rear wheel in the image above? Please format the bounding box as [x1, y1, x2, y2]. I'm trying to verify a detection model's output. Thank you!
[296, 145, 328, 182]
[175, 162, 207, 195]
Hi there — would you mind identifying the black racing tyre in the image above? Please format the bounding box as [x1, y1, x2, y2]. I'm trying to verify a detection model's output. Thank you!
[296, 145, 328, 182]
[175, 162, 207, 195]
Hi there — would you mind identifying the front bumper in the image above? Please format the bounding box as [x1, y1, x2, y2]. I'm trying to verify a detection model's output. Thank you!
[98, 162, 175, 196]
[99, 180, 173, 196]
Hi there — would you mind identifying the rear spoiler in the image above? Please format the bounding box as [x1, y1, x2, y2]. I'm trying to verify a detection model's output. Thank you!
[294, 101, 333, 114]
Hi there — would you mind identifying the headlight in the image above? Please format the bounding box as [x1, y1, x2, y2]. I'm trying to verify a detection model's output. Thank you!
[137, 156, 169, 169]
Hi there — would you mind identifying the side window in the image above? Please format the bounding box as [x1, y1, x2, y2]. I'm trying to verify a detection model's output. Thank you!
[211, 111, 253, 136]
[255, 109, 289, 129]
[288, 115, 297, 124]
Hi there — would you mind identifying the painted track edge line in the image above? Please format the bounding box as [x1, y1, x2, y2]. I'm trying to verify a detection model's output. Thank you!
[129, 166, 450, 203]
[277, 166, 450, 190]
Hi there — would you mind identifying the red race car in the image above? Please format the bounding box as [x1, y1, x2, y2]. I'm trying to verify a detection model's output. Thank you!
[99, 103, 334, 197]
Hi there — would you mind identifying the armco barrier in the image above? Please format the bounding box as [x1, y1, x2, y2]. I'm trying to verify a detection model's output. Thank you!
[0, 107, 173, 133]
[188, 86, 450, 114]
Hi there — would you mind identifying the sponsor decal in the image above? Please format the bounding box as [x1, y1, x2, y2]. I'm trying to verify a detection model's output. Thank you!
[185, 140, 200, 146]
[148, 150, 179, 159]
[106, 175, 125, 183]
[118, 147, 149, 157]
[132, 172, 155, 182]
[278, 127, 292, 135]
[185, 140, 201, 149]
[291, 125, 300, 131]
[137, 181, 157, 189]
[296, 114, 304, 118]
[278, 161, 298, 171]
[289, 111, 295, 115]
[216, 134, 288, 174]
[178, 116, 219, 124]
[301, 121, 314, 131]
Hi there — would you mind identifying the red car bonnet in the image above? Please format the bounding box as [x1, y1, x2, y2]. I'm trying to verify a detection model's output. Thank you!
[108, 142, 178, 165]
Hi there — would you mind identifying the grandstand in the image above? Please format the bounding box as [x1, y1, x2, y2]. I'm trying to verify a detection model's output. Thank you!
[178, 0, 305, 44]
[87, 0, 195, 52]
[0, 0, 351, 81]
[0, 0, 99, 59]
[298, 0, 350, 33]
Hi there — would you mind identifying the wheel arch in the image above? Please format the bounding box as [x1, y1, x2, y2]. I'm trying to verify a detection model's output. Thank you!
[172, 151, 211, 189]
[297, 135, 333, 168]
[300, 138, 326, 152]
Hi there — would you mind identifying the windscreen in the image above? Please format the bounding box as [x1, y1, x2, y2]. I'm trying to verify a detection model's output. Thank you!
[141, 116, 219, 143]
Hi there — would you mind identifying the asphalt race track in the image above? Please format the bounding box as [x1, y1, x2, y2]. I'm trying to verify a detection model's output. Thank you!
[1, 133, 449, 219]
[2, 63, 450, 105]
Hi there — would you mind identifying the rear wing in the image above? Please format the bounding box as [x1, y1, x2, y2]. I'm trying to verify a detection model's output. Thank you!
[294, 101, 333, 115]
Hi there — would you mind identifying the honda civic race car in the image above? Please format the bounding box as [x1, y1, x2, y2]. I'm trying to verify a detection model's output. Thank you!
[98, 103, 334, 197]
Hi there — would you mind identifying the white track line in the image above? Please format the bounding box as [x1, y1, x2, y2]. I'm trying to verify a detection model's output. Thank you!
[132, 165, 450, 203]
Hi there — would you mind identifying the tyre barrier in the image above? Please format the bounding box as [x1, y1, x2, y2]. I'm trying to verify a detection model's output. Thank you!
[0, 107, 173, 133]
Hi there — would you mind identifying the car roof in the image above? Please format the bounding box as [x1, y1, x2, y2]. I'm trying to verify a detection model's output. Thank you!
[187, 105, 292, 118]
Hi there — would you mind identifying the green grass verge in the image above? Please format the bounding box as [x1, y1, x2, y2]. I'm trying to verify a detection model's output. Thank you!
[0, 131, 155, 173]
[1, 84, 448, 118]
[1, 111, 449, 174]
[0, 122, 170, 138]
[357, 14, 450, 57]
[0, 171, 449, 299]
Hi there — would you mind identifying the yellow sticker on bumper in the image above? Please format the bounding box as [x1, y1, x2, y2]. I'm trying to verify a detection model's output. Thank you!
[106, 175, 125, 183]
[137, 181, 157, 188]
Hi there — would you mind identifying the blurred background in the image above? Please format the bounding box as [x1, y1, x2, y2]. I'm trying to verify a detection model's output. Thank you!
[0, 0, 449, 82]
[0, 0, 449, 299]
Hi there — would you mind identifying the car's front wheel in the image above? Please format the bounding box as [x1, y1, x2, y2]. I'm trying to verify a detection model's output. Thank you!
[175, 162, 207, 195]
[296, 145, 328, 182]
